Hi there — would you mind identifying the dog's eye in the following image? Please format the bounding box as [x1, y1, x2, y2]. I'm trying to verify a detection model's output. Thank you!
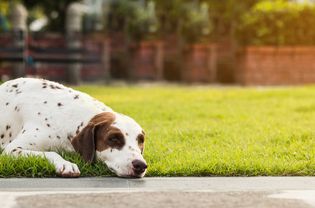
[107, 133, 124, 147]
[108, 136, 121, 144]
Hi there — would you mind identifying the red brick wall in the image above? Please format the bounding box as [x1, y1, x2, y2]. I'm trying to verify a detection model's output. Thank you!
[236, 46, 315, 85]
[182, 44, 217, 83]
[130, 41, 163, 80]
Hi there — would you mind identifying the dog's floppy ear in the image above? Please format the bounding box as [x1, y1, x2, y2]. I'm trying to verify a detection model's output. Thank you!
[71, 112, 116, 163]
[71, 123, 96, 163]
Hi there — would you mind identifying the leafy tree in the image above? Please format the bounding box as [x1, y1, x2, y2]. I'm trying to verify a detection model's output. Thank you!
[207, 0, 260, 41]
[238, 0, 315, 46]
[152, 0, 261, 43]
[107, 0, 158, 41]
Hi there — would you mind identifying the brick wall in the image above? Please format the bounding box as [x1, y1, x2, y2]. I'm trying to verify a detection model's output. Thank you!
[236, 46, 315, 85]
[130, 41, 163, 80]
[182, 44, 217, 83]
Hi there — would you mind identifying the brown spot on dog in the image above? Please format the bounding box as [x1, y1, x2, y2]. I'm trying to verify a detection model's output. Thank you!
[57, 135, 61, 139]
[9, 132, 12, 137]
[47, 124, 51, 127]
[12, 84, 18, 88]
[5, 102, 9, 106]
[137, 134, 145, 154]
[57, 102, 63, 107]
[96, 126, 125, 151]
[137, 134, 145, 144]
[6, 125, 10, 130]
[38, 112, 41, 115]
[22, 129, 26, 134]
[71, 112, 118, 163]
[36, 128, 39, 131]
[0, 134, 4, 139]
[43, 101, 47, 104]
[74, 95, 79, 99]
[45, 118, 48, 121]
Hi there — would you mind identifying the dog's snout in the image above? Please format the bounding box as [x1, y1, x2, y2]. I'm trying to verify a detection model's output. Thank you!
[132, 159, 147, 174]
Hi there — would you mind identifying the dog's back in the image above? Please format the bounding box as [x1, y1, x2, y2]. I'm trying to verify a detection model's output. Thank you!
[0, 78, 112, 150]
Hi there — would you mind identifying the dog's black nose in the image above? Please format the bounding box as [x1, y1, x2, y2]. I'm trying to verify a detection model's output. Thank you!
[132, 160, 147, 175]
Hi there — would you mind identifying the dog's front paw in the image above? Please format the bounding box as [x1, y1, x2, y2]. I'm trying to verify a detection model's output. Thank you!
[55, 161, 81, 178]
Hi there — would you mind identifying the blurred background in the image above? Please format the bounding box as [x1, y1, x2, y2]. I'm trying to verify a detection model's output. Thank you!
[0, 0, 315, 85]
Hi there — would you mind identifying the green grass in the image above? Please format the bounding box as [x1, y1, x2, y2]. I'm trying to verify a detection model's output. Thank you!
[0, 150, 113, 177]
[2, 85, 315, 177]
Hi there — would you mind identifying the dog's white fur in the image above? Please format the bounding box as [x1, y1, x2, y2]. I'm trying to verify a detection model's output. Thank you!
[0, 78, 146, 177]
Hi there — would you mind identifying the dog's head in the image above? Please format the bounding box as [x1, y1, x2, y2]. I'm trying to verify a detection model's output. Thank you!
[71, 112, 147, 178]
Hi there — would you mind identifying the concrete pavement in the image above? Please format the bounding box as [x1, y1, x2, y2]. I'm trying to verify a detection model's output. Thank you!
[0, 177, 315, 208]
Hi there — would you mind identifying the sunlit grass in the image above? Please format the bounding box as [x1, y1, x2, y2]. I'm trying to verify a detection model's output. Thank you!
[2, 85, 315, 177]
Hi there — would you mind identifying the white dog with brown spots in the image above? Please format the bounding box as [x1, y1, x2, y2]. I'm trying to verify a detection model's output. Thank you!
[0, 78, 147, 177]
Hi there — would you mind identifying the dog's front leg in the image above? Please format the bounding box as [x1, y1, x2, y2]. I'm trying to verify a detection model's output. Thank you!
[4, 143, 81, 177]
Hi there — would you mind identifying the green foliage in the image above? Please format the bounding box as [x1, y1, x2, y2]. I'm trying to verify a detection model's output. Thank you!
[152, 0, 185, 34]
[107, 0, 159, 41]
[12, 0, 263, 43]
[152, 0, 213, 43]
[238, 0, 315, 46]
[206, 0, 259, 40]
[2, 85, 315, 177]
[180, 2, 212, 43]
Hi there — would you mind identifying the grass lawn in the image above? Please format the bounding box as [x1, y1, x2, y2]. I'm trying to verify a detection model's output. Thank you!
[1, 85, 315, 177]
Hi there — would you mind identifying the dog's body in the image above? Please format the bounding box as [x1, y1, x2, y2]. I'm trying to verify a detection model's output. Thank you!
[0, 78, 147, 177]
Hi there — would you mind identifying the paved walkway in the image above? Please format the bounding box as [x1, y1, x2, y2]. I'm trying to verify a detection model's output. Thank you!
[1, 177, 315, 208]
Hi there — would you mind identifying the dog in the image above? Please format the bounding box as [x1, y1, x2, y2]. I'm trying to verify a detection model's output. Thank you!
[0, 78, 147, 178]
